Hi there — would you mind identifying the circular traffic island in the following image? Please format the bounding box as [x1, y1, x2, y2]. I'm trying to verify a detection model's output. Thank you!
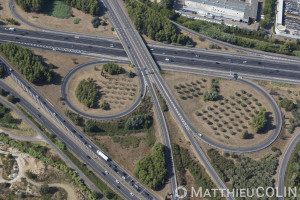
[163, 71, 278, 149]
[64, 62, 141, 118]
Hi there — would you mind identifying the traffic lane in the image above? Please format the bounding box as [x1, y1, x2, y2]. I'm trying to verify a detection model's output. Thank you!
[156, 55, 300, 80]
[0, 38, 127, 57]
[3, 28, 300, 71]
[0, 81, 139, 200]
[2, 31, 300, 73]
[152, 50, 300, 72]
[2, 27, 155, 200]
[0, 28, 121, 48]
[2, 36, 299, 82]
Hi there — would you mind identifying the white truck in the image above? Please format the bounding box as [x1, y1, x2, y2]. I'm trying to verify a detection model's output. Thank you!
[8, 28, 15, 31]
[97, 150, 109, 161]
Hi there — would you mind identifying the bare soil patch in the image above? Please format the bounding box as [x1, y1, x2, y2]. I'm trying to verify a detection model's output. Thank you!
[163, 71, 275, 148]
[13, 2, 116, 37]
[67, 64, 140, 116]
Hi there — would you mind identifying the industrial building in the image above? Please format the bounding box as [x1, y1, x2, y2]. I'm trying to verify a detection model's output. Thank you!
[183, 0, 258, 22]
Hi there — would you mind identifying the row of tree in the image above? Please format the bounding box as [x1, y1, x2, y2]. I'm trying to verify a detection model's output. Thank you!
[16, 0, 101, 16]
[288, 99, 300, 133]
[0, 133, 99, 200]
[64, 0, 101, 16]
[259, 0, 276, 28]
[75, 78, 99, 108]
[15, 0, 52, 13]
[172, 143, 220, 199]
[0, 42, 53, 84]
[126, 0, 190, 45]
[203, 79, 220, 101]
[134, 143, 167, 190]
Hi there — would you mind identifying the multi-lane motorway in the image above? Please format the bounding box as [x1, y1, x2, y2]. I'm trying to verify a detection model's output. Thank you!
[0, 57, 158, 200]
[1, 28, 300, 83]
[3, 0, 300, 199]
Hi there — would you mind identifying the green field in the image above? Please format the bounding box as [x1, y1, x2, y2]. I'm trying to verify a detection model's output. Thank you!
[44, 1, 72, 19]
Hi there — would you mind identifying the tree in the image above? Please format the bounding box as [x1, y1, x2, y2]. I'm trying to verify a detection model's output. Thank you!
[102, 62, 123, 75]
[125, 114, 153, 130]
[0, 88, 6, 96]
[252, 107, 267, 132]
[7, 95, 15, 104]
[135, 143, 167, 190]
[0, 42, 53, 84]
[127, 70, 135, 78]
[75, 78, 99, 108]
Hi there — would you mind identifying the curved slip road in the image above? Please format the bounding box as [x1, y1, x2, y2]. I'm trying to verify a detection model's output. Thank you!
[277, 131, 300, 199]
[61, 60, 146, 120]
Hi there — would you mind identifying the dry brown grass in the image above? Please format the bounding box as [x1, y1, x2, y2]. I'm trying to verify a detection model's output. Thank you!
[67, 64, 140, 116]
[12, 2, 116, 37]
[89, 108, 170, 199]
[163, 71, 275, 148]
[28, 49, 95, 116]
[0, 0, 34, 30]
[1, 111, 37, 138]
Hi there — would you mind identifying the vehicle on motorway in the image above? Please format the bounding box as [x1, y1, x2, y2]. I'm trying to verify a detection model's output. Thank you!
[198, 133, 203, 137]
[110, 44, 114, 48]
[216, 62, 219, 64]
[130, 192, 134, 196]
[116, 180, 120, 184]
[8, 28, 15, 31]
[243, 61, 248, 63]
[228, 59, 232, 63]
[165, 58, 170, 62]
[88, 145, 92, 149]
[105, 170, 109, 174]
[96, 150, 109, 161]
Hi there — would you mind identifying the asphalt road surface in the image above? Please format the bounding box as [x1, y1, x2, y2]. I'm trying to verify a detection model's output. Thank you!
[0, 57, 157, 200]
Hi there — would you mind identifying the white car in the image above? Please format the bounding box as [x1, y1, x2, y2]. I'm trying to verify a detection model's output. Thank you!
[165, 58, 170, 62]
[130, 192, 134, 196]
[116, 180, 120, 184]
[198, 133, 202, 137]
[105, 170, 109, 174]
[243, 61, 248, 63]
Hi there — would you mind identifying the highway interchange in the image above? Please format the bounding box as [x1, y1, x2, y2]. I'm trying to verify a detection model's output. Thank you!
[0, 0, 299, 199]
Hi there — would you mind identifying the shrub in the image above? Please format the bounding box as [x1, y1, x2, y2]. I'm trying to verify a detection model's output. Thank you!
[100, 100, 109, 110]
[279, 98, 294, 111]
[73, 18, 81, 24]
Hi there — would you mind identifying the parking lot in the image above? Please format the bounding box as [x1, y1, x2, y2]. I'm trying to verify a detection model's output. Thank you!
[284, 0, 300, 36]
